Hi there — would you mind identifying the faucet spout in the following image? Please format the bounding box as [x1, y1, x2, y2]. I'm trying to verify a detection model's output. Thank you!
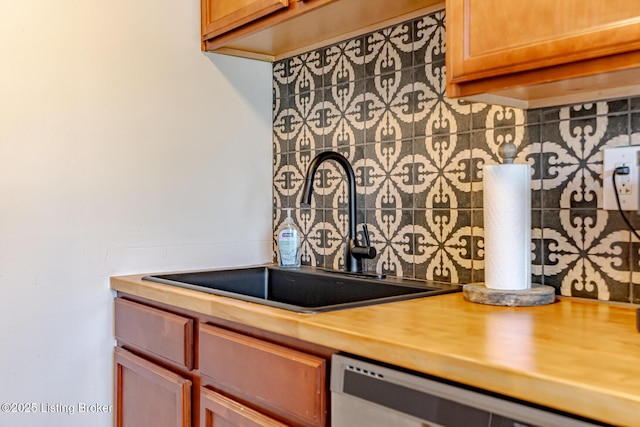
[301, 151, 376, 273]
[301, 151, 357, 239]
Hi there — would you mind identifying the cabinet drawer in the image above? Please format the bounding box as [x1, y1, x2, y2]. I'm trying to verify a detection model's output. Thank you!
[199, 324, 327, 427]
[201, 387, 290, 427]
[115, 298, 194, 370]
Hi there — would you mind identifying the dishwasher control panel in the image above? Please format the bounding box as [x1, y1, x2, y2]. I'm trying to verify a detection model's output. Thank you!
[330, 354, 608, 427]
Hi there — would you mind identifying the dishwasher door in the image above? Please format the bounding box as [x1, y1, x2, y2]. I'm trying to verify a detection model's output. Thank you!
[330, 354, 606, 427]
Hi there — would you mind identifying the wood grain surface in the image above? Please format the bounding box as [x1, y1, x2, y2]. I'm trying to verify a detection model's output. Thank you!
[111, 272, 640, 426]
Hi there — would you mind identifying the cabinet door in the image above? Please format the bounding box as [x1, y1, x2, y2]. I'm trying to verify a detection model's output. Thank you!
[200, 388, 290, 427]
[202, 0, 289, 40]
[447, 0, 640, 83]
[114, 347, 191, 427]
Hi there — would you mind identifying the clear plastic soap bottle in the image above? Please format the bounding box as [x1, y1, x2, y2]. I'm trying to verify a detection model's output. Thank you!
[277, 209, 301, 268]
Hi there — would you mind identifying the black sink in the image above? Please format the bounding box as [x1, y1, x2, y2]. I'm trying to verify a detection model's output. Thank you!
[142, 266, 460, 313]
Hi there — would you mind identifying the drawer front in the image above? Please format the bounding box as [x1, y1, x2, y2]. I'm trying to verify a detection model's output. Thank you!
[201, 387, 290, 427]
[115, 298, 194, 370]
[199, 324, 327, 427]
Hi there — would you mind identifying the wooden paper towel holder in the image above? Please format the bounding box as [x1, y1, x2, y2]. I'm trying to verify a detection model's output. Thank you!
[463, 283, 556, 306]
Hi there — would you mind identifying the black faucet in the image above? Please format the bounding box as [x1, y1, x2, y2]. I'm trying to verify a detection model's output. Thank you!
[300, 151, 377, 273]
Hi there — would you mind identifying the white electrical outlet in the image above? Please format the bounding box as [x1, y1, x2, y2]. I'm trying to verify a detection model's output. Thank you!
[602, 146, 640, 211]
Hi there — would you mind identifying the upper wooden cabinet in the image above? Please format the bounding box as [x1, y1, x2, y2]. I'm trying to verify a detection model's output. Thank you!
[202, 0, 289, 42]
[201, 0, 445, 61]
[446, 0, 640, 108]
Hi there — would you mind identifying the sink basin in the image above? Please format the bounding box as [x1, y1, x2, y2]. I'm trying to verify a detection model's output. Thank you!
[142, 266, 460, 313]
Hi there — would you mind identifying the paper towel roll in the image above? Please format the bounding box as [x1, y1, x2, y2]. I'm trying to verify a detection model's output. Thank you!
[483, 164, 531, 290]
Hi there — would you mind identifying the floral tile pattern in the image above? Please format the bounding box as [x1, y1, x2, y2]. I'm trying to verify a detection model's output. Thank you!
[272, 9, 640, 304]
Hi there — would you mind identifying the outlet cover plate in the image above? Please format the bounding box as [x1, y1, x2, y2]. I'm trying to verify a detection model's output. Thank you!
[602, 146, 640, 211]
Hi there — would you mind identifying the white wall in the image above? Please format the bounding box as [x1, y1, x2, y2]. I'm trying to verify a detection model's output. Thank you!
[0, 1, 272, 426]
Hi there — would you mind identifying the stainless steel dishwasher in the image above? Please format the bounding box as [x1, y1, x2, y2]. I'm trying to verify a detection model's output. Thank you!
[330, 354, 607, 427]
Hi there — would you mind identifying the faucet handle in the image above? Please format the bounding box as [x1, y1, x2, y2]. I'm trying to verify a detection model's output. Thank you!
[362, 224, 371, 247]
[352, 224, 376, 260]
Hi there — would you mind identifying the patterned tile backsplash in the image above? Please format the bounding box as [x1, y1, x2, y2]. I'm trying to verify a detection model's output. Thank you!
[272, 9, 640, 304]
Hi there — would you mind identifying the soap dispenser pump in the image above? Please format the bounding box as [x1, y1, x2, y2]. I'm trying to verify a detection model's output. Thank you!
[276, 209, 301, 268]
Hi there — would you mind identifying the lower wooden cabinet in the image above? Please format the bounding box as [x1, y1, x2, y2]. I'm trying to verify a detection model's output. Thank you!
[114, 298, 194, 370]
[114, 347, 191, 427]
[199, 324, 328, 427]
[200, 387, 289, 427]
[113, 295, 334, 427]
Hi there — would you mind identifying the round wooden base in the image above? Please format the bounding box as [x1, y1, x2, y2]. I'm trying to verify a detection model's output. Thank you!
[463, 283, 556, 307]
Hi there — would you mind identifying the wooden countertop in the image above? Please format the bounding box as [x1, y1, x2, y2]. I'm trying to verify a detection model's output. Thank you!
[111, 271, 640, 426]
